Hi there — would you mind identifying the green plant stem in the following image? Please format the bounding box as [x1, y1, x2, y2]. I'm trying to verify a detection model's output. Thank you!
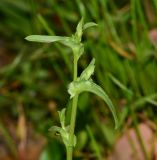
[67, 54, 79, 160]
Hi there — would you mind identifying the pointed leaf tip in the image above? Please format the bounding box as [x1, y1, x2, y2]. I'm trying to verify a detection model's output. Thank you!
[80, 58, 95, 80]
[83, 22, 98, 30]
[76, 17, 84, 41]
[58, 108, 66, 128]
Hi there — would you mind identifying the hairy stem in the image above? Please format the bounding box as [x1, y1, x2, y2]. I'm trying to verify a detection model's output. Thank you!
[67, 54, 78, 160]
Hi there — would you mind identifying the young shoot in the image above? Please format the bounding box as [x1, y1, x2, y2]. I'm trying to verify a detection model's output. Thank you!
[25, 18, 119, 160]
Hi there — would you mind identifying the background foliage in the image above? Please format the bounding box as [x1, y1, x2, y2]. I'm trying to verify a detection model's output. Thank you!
[0, 0, 157, 159]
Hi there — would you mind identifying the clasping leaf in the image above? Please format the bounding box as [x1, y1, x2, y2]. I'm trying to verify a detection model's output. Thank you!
[68, 80, 119, 129]
[72, 43, 84, 61]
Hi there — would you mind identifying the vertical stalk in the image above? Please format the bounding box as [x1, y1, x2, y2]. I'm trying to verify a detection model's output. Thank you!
[67, 54, 79, 160]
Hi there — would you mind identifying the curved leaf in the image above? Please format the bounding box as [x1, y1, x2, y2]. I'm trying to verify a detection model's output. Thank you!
[83, 22, 98, 30]
[49, 126, 65, 135]
[68, 80, 119, 128]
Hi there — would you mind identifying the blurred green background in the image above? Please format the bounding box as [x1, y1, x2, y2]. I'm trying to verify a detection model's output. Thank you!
[0, 0, 157, 159]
